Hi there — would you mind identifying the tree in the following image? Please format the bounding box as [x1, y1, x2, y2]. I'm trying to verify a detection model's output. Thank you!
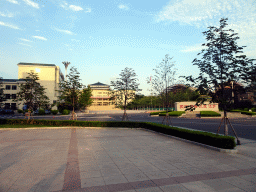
[182, 18, 254, 143]
[78, 86, 93, 110]
[15, 71, 49, 110]
[0, 77, 6, 108]
[150, 54, 178, 125]
[58, 66, 83, 114]
[111, 67, 140, 121]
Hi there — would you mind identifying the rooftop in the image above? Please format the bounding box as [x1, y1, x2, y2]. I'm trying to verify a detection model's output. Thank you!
[17, 62, 56, 67]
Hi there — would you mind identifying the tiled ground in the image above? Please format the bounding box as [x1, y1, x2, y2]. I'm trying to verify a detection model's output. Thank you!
[0, 127, 256, 192]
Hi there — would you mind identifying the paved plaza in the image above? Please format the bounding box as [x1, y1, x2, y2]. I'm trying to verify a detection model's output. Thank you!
[1, 127, 256, 192]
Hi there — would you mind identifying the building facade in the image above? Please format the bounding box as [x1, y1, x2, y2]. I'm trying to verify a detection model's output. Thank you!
[17, 62, 64, 109]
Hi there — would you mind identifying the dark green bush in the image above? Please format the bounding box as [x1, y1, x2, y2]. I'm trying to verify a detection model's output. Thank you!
[39, 109, 45, 115]
[159, 111, 186, 116]
[51, 110, 58, 115]
[17, 109, 24, 113]
[228, 109, 242, 112]
[244, 108, 249, 111]
[150, 111, 167, 115]
[241, 111, 256, 116]
[200, 111, 221, 117]
[251, 107, 256, 112]
[62, 109, 70, 115]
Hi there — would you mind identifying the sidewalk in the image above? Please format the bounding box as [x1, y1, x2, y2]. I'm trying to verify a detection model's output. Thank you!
[0, 127, 256, 192]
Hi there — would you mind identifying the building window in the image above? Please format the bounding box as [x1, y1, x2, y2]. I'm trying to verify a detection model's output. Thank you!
[11, 103, 16, 110]
[5, 85, 11, 90]
[12, 85, 17, 90]
[5, 103, 10, 109]
[12, 94, 16, 99]
[5, 94, 11, 99]
[53, 100, 57, 104]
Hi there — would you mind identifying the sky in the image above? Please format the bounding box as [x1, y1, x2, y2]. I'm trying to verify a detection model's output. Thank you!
[0, 0, 255, 96]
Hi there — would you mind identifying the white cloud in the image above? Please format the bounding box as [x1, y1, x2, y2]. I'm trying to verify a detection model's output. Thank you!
[20, 38, 33, 42]
[181, 44, 205, 53]
[119, 4, 129, 10]
[157, 0, 256, 58]
[54, 28, 74, 35]
[18, 43, 32, 47]
[23, 0, 39, 9]
[0, 11, 14, 18]
[0, 21, 20, 29]
[85, 8, 91, 13]
[33, 36, 47, 40]
[69, 5, 83, 11]
[6, 0, 19, 4]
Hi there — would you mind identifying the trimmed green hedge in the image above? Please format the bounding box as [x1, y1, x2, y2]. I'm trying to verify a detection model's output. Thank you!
[0, 119, 236, 149]
[62, 109, 70, 115]
[241, 111, 256, 116]
[228, 109, 242, 112]
[159, 111, 185, 116]
[150, 111, 168, 115]
[51, 110, 58, 115]
[200, 111, 221, 117]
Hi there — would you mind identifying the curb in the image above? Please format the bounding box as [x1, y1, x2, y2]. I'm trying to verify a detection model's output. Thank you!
[139, 127, 238, 153]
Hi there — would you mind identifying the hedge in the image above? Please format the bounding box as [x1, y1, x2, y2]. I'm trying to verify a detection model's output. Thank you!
[200, 111, 221, 117]
[241, 111, 256, 116]
[0, 119, 236, 149]
[159, 111, 185, 116]
[150, 111, 169, 115]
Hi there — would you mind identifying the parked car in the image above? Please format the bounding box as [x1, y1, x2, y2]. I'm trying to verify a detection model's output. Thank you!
[45, 110, 51, 114]
[2, 109, 15, 115]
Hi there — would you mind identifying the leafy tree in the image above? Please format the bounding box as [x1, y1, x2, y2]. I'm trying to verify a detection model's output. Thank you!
[150, 54, 179, 125]
[182, 18, 254, 140]
[111, 67, 140, 120]
[0, 77, 6, 108]
[15, 71, 49, 110]
[78, 86, 93, 110]
[58, 66, 83, 113]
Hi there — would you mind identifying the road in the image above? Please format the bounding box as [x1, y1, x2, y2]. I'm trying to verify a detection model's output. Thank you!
[1, 111, 256, 141]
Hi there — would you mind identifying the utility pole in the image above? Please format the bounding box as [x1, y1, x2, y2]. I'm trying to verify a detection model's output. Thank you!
[62, 61, 71, 80]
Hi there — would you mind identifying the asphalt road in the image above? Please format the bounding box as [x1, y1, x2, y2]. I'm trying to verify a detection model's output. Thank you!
[1, 112, 256, 141]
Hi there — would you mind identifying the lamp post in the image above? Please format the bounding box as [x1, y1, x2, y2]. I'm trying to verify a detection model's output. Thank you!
[62, 61, 71, 80]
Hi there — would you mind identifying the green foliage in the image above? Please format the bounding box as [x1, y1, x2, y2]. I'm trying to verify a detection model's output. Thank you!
[51, 110, 58, 115]
[15, 71, 49, 110]
[0, 119, 236, 149]
[241, 111, 256, 116]
[0, 77, 6, 108]
[38, 109, 45, 115]
[228, 109, 242, 112]
[243, 108, 249, 111]
[17, 109, 24, 113]
[62, 109, 70, 115]
[58, 67, 83, 112]
[251, 107, 256, 112]
[159, 111, 185, 116]
[78, 86, 93, 110]
[200, 111, 221, 117]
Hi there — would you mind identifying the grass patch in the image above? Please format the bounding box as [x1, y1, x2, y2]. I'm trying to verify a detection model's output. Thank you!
[200, 111, 221, 117]
[0, 119, 236, 149]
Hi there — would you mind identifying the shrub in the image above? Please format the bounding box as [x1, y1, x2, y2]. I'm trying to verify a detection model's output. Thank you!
[17, 109, 24, 113]
[241, 111, 256, 116]
[150, 111, 166, 116]
[200, 111, 221, 117]
[228, 109, 242, 112]
[39, 109, 45, 115]
[243, 108, 249, 111]
[159, 111, 185, 116]
[62, 109, 70, 115]
[251, 107, 256, 112]
[51, 110, 58, 115]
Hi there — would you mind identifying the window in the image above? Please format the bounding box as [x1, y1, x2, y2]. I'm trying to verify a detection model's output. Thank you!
[12, 85, 17, 90]
[5, 85, 11, 90]
[12, 94, 16, 99]
[11, 103, 16, 110]
[5, 94, 10, 99]
[98, 92, 102, 94]
[5, 103, 10, 109]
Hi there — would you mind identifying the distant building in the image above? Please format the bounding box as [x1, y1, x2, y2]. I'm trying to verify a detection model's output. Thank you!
[1, 79, 26, 110]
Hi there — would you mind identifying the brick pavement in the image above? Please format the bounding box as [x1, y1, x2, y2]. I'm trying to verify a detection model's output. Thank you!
[0, 127, 256, 192]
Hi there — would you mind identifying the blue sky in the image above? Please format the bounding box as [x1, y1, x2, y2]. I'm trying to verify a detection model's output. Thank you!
[0, 0, 255, 96]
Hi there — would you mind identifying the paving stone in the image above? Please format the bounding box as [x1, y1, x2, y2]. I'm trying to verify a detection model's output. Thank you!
[160, 184, 190, 192]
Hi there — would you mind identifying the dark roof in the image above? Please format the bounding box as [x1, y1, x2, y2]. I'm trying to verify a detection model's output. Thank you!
[89, 82, 109, 87]
[1, 79, 26, 82]
[17, 62, 56, 66]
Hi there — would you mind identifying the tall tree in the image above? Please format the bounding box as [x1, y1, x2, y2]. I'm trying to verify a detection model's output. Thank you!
[150, 54, 178, 125]
[182, 18, 254, 143]
[78, 86, 93, 110]
[15, 71, 49, 110]
[111, 67, 140, 121]
[0, 77, 6, 108]
[58, 66, 83, 113]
